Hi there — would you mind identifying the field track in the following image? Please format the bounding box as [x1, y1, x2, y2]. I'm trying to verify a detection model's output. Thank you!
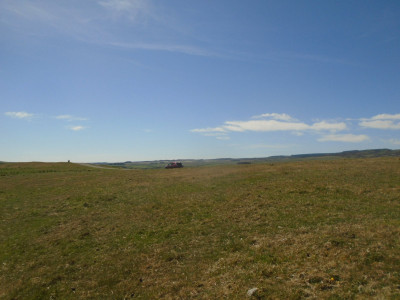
[77, 163, 121, 170]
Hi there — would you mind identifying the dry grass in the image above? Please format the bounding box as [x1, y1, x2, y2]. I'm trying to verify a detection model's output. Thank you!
[1, 158, 400, 299]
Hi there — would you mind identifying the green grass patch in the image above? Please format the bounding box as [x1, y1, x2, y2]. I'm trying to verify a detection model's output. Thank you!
[1, 158, 400, 298]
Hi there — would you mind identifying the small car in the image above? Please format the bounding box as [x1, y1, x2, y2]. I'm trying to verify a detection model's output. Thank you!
[165, 162, 183, 169]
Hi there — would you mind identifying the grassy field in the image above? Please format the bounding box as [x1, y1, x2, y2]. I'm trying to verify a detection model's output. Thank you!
[1, 158, 399, 299]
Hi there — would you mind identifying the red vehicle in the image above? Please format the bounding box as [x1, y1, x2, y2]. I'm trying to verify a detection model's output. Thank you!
[165, 162, 184, 169]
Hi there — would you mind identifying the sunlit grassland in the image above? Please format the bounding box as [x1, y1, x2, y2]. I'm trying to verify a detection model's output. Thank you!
[1, 158, 399, 299]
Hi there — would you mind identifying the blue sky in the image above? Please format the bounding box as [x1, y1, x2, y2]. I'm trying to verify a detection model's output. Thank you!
[1, 0, 400, 162]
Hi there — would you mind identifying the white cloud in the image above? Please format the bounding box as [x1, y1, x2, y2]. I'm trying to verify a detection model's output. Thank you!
[371, 113, 400, 120]
[192, 118, 346, 135]
[191, 113, 350, 141]
[292, 131, 304, 136]
[194, 131, 230, 140]
[224, 120, 310, 132]
[191, 127, 227, 133]
[5, 111, 34, 119]
[68, 126, 85, 131]
[56, 114, 72, 120]
[192, 112, 400, 143]
[359, 119, 400, 130]
[252, 113, 295, 121]
[311, 121, 347, 131]
[216, 136, 230, 140]
[318, 134, 369, 143]
[56, 115, 88, 121]
[359, 113, 400, 129]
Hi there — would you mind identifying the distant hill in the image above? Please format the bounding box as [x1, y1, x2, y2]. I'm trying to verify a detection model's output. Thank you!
[93, 148, 400, 169]
[270, 148, 400, 160]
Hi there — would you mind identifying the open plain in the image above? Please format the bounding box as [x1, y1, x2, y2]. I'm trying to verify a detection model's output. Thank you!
[1, 157, 399, 299]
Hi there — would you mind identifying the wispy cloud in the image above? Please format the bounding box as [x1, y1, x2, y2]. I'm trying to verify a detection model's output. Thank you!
[4, 111, 89, 131]
[252, 113, 295, 121]
[191, 113, 346, 136]
[1, 1, 55, 23]
[318, 134, 369, 143]
[191, 127, 227, 133]
[68, 125, 86, 131]
[223, 119, 310, 132]
[360, 120, 400, 129]
[216, 136, 230, 140]
[192, 112, 400, 145]
[370, 113, 400, 120]
[55, 115, 88, 122]
[99, 0, 146, 12]
[98, 0, 155, 21]
[5, 111, 34, 119]
[1, 1, 101, 42]
[310, 121, 347, 131]
[189, 112, 397, 146]
[359, 113, 400, 129]
[388, 138, 400, 145]
[107, 41, 216, 57]
[1, 0, 216, 58]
